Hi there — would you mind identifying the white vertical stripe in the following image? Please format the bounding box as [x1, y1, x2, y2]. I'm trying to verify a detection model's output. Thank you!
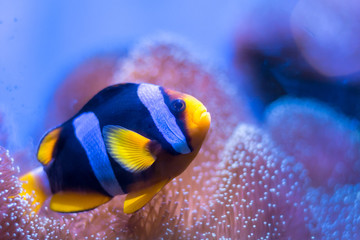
[137, 83, 191, 154]
[73, 112, 123, 196]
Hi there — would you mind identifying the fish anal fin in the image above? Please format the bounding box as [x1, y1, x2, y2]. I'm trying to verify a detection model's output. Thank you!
[103, 125, 156, 173]
[124, 179, 170, 214]
[50, 191, 111, 213]
[37, 127, 62, 166]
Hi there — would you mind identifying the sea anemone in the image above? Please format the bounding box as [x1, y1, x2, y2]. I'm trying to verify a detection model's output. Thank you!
[2, 37, 254, 239]
[0, 36, 315, 239]
[211, 124, 311, 239]
[3, 34, 357, 239]
[0, 147, 70, 240]
[109, 124, 312, 239]
[305, 184, 360, 239]
[265, 97, 360, 190]
[65, 124, 312, 239]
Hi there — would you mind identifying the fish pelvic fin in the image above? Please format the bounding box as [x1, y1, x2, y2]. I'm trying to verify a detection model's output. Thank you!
[37, 126, 62, 166]
[19, 167, 51, 213]
[124, 179, 170, 214]
[103, 125, 156, 173]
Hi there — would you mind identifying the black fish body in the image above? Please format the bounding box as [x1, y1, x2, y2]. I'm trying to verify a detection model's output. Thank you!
[47, 84, 160, 195]
[20, 83, 211, 213]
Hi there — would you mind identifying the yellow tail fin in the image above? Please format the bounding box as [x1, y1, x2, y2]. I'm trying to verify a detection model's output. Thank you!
[19, 167, 51, 213]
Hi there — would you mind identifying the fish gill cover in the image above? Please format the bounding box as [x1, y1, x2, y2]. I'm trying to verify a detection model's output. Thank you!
[1, 0, 360, 239]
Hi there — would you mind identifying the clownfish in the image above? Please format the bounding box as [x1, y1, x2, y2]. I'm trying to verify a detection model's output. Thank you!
[20, 83, 210, 214]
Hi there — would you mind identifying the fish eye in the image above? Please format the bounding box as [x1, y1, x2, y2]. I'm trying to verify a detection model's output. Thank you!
[171, 99, 186, 113]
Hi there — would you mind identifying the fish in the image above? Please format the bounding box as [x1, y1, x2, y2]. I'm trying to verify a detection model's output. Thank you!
[19, 83, 211, 214]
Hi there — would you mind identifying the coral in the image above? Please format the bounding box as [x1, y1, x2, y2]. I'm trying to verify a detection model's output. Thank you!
[265, 97, 360, 190]
[305, 185, 360, 239]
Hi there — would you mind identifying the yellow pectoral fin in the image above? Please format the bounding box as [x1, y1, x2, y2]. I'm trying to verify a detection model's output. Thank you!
[37, 126, 62, 166]
[103, 125, 156, 173]
[124, 179, 170, 214]
[50, 191, 111, 213]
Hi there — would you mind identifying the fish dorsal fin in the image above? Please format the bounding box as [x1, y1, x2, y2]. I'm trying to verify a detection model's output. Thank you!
[124, 179, 170, 214]
[50, 191, 111, 213]
[37, 126, 62, 166]
[103, 125, 156, 173]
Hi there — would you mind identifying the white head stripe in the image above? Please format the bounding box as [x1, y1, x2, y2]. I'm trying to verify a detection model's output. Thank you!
[73, 112, 123, 196]
[137, 84, 191, 154]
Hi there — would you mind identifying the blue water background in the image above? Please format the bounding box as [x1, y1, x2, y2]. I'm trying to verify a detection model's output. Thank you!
[0, 0, 243, 151]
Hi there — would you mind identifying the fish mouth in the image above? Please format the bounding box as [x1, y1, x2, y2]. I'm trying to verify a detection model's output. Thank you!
[193, 107, 211, 128]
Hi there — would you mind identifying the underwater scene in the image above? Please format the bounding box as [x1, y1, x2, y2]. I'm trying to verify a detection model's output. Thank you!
[1, 0, 360, 239]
